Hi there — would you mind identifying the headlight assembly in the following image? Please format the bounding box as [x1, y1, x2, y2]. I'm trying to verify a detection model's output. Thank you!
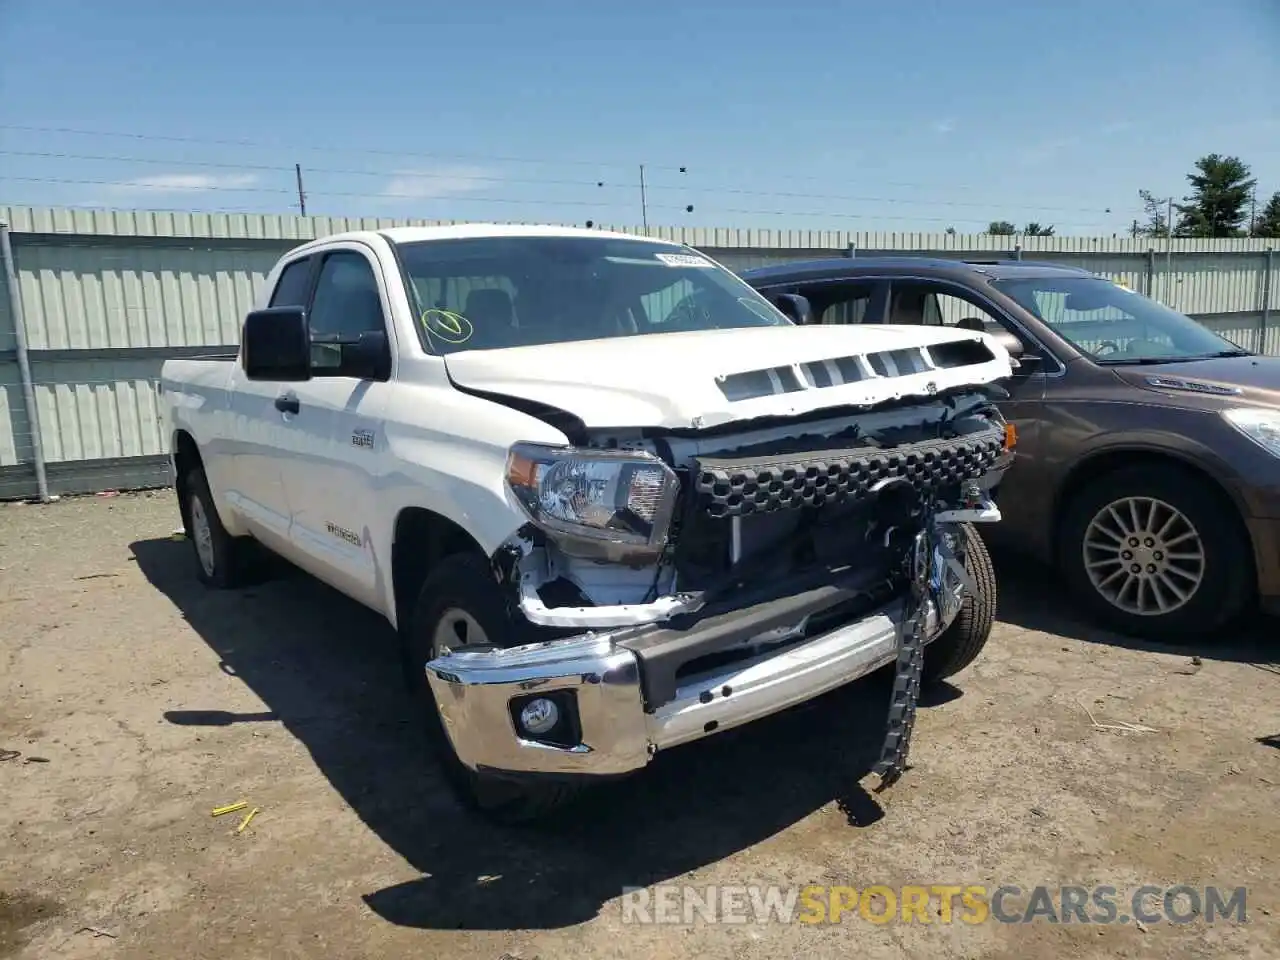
[505, 442, 680, 560]
[1222, 407, 1280, 459]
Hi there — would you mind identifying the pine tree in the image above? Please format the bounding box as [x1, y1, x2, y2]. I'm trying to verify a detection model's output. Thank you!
[1252, 192, 1280, 239]
[1174, 154, 1256, 238]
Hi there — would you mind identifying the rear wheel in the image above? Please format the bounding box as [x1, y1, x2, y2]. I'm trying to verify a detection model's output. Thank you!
[181, 467, 251, 588]
[1058, 465, 1252, 639]
[404, 553, 582, 823]
[924, 523, 997, 683]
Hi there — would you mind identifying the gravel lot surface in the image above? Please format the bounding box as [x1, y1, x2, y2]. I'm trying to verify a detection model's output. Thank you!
[2, 491, 1279, 959]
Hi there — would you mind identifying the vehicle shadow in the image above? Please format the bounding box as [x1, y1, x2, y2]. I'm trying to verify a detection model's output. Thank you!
[990, 547, 1280, 667]
[131, 536, 946, 932]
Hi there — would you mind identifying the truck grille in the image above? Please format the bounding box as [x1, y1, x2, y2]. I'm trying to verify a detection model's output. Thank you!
[693, 426, 1004, 519]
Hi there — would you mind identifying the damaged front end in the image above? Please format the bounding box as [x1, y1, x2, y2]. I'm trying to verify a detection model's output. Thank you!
[426, 385, 1014, 782]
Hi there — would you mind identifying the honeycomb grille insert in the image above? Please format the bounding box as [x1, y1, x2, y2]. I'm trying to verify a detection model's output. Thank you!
[693, 427, 1005, 519]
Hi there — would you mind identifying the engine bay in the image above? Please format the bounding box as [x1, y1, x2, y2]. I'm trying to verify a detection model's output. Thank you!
[502, 389, 1010, 626]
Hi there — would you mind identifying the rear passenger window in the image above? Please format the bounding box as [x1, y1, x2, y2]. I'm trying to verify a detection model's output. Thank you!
[269, 257, 313, 307]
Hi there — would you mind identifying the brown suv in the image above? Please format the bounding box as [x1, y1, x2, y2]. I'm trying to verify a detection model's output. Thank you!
[741, 257, 1280, 640]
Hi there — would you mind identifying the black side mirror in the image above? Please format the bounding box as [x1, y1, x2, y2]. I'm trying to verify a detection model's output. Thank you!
[344, 331, 393, 381]
[772, 293, 816, 325]
[243, 307, 311, 381]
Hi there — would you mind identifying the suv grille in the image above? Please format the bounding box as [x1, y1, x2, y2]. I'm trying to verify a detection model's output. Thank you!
[693, 426, 1004, 519]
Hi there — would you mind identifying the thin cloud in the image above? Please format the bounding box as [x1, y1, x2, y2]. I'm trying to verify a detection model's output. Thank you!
[109, 172, 259, 194]
[1100, 120, 1133, 135]
[933, 119, 957, 135]
[1017, 136, 1082, 164]
[381, 166, 492, 200]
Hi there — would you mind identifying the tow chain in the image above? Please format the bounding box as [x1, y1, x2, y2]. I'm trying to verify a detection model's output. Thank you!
[869, 523, 935, 792]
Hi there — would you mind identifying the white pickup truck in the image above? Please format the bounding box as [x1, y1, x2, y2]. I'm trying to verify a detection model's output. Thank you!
[160, 224, 1017, 821]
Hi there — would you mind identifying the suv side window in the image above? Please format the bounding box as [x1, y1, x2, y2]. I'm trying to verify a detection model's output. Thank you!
[307, 251, 386, 371]
[268, 256, 313, 307]
[887, 278, 1056, 372]
[810, 281, 879, 325]
[889, 282, 1003, 335]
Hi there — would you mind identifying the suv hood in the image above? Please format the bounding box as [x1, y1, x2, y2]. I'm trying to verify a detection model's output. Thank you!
[1111, 355, 1280, 407]
[443, 325, 1013, 430]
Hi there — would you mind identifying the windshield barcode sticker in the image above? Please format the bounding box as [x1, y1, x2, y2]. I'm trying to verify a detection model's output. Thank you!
[655, 253, 715, 268]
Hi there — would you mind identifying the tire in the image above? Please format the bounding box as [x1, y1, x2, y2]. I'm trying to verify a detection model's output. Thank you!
[924, 522, 997, 683]
[403, 552, 582, 824]
[180, 467, 251, 589]
[1058, 465, 1252, 639]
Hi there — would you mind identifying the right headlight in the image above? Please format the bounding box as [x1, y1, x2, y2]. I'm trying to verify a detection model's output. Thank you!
[505, 442, 680, 561]
[1222, 407, 1280, 459]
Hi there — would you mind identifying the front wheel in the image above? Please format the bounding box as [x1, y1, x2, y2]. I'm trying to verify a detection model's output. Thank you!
[404, 553, 583, 823]
[924, 523, 997, 683]
[1058, 465, 1252, 639]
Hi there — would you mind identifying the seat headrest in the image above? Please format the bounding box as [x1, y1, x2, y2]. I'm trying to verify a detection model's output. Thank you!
[464, 288, 514, 325]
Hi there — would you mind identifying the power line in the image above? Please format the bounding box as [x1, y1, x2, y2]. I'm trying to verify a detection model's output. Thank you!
[0, 123, 661, 172]
[0, 174, 1118, 229]
[0, 149, 631, 192]
[0, 174, 295, 195]
[0, 123, 1128, 206]
[0, 148, 1119, 215]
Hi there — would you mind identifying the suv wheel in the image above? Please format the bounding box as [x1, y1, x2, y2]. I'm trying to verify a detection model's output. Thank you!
[1059, 465, 1252, 639]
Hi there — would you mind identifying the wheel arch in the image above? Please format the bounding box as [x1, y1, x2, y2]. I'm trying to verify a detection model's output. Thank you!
[390, 506, 489, 634]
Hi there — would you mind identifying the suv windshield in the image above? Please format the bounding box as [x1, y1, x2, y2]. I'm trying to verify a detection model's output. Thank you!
[993, 276, 1248, 364]
[393, 236, 790, 353]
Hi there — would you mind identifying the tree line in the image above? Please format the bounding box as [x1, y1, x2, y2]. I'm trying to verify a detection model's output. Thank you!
[978, 154, 1280, 239]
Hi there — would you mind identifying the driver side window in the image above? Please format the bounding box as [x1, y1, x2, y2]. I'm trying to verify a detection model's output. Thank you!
[889, 284, 1003, 336]
[888, 279, 1052, 371]
[308, 251, 386, 371]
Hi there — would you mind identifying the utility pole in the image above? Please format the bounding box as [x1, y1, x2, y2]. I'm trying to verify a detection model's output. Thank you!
[295, 163, 307, 216]
[638, 164, 648, 231]
[1165, 196, 1174, 306]
[1249, 185, 1258, 237]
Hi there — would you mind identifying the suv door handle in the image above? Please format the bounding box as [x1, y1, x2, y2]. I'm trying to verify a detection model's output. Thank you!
[274, 394, 300, 415]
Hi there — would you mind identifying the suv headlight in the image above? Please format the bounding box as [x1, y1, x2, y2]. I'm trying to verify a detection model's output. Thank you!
[505, 442, 680, 561]
[1222, 408, 1280, 458]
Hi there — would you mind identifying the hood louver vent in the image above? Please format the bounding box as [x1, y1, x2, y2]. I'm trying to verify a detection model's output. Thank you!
[1145, 376, 1241, 396]
[716, 340, 997, 403]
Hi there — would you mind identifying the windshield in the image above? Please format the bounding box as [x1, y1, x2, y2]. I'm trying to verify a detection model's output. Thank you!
[393, 236, 790, 353]
[992, 276, 1248, 364]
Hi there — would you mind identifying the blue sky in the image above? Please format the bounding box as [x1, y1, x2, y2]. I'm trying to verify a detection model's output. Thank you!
[1, 0, 1277, 235]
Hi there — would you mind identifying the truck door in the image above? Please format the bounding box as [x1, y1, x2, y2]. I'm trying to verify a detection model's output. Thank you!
[279, 246, 393, 608]
[221, 254, 316, 552]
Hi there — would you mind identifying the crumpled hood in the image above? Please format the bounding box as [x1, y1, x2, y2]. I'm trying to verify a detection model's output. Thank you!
[444, 325, 1013, 430]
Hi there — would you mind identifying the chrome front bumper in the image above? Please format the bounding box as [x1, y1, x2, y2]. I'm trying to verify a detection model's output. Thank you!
[424, 536, 971, 778]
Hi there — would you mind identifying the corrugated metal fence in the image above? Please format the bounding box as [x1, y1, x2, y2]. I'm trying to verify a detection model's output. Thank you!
[0, 205, 1276, 500]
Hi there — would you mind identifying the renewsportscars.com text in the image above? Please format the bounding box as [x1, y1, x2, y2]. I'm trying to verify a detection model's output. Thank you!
[620, 884, 1248, 926]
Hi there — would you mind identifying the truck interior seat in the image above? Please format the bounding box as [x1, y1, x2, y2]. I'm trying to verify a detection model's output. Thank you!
[462, 288, 517, 348]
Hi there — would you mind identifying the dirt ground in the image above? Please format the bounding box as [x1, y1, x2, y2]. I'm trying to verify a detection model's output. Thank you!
[2, 491, 1278, 960]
